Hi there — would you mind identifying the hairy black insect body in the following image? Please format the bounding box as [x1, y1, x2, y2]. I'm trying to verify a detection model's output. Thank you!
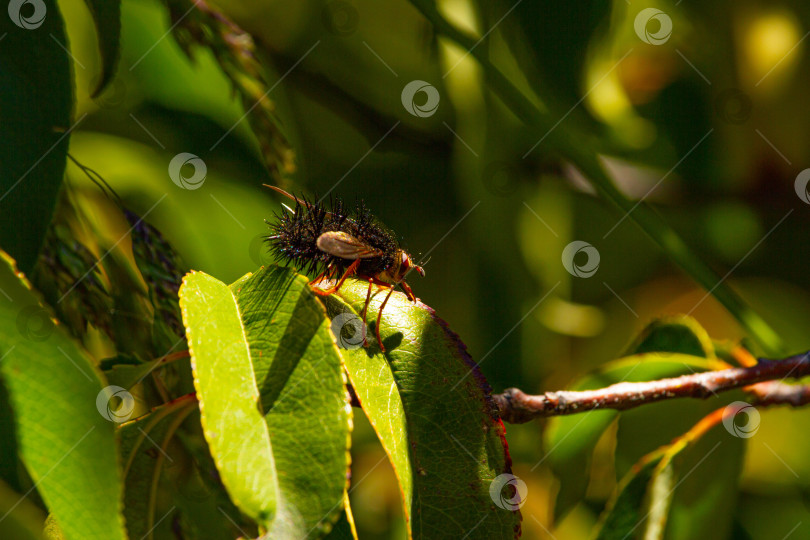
[264, 186, 424, 352]
[267, 194, 398, 279]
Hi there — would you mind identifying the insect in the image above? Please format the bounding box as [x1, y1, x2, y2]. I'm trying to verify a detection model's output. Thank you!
[264, 185, 424, 352]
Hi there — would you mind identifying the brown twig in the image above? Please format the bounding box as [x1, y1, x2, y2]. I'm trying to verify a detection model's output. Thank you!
[493, 352, 810, 423]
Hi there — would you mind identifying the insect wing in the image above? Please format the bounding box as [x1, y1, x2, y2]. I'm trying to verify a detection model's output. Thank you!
[317, 231, 383, 259]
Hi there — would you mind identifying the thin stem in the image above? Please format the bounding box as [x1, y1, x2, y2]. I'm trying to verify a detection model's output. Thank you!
[407, 0, 784, 355]
[493, 352, 810, 423]
[146, 402, 196, 540]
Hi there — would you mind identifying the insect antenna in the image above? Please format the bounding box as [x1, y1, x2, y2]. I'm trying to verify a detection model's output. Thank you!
[263, 184, 312, 209]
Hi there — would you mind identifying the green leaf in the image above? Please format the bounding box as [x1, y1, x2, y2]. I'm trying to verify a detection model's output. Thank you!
[546, 316, 719, 519]
[596, 424, 744, 540]
[643, 454, 677, 540]
[231, 266, 351, 538]
[82, 0, 122, 96]
[0, 253, 126, 540]
[0, 0, 73, 273]
[332, 278, 521, 539]
[624, 316, 716, 359]
[43, 514, 65, 540]
[102, 355, 160, 391]
[322, 494, 358, 540]
[0, 478, 47, 540]
[593, 450, 665, 540]
[119, 402, 187, 540]
[119, 401, 248, 540]
[616, 406, 744, 540]
[664, 434, 744, 540]
[604, 319, 743, 539]
[0, 377, 21, 492]
[320, 294, 412, 524]
[493, 0, 610, 119]
[179, 271, 278, 528]
[181, 267, 351, 538]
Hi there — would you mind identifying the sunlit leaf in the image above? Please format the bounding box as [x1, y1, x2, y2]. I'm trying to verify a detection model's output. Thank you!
[0, 253, 126, 540]
[179, 271, 277, 527]
[333, 278, 522, 539]
[322, 493, 358, 540]
[231, 266, 351, 538]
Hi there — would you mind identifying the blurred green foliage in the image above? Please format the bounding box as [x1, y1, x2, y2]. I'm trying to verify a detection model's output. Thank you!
[3, 0, 810, 538]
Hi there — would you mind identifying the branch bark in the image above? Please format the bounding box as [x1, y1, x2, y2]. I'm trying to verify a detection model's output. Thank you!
[493, 352, 810, 423]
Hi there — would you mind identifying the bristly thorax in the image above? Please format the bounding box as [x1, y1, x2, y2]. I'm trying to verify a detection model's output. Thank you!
[266, 194, 400, 278]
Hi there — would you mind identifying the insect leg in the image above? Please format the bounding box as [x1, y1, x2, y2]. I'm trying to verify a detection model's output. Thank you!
[375, 286, 396, 353]
[399, 281, 417, 302]
[311, 259, 361, 296]
[309, 264, 337, 288]
[359, 280, 373, 347]
[309, 271, 326, 287]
